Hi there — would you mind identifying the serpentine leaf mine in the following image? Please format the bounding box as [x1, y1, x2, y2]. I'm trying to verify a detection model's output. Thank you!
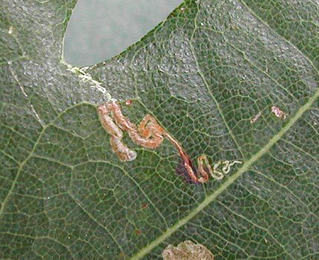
[97, 101, 242, 183]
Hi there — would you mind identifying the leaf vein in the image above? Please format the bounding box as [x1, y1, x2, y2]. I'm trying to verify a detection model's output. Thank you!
[239, 0, 319, 75]
[128, 72, 319, 260]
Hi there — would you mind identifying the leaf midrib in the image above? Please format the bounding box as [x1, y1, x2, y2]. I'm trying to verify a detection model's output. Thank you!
[129, 81, 319, 260]
[115, 2, 319, 257]
[129, 14, 319, 247]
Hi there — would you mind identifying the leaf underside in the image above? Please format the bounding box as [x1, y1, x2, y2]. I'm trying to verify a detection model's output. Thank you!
[0, 0, 319, 259]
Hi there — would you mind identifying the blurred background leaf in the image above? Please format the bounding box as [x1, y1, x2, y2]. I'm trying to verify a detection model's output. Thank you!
[64, 0, 183, 66]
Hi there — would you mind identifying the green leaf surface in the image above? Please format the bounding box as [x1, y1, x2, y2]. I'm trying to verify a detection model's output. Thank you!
[1, 0, 319, 259]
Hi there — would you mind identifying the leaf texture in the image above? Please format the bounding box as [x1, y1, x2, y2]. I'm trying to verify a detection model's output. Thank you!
[0, 0, 319, 259]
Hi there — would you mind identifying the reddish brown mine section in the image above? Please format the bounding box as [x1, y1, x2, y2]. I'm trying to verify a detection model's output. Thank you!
[176, 159, 201, 184]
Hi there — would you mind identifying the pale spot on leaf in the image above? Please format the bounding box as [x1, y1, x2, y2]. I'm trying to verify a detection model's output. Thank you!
[162, 240, 214, 260]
